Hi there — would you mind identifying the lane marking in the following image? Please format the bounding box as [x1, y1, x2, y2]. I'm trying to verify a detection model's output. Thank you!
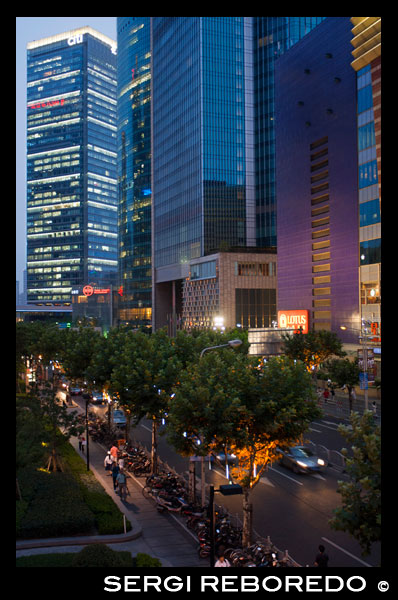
[260, 476, 275, 487]
[310, 473, 326, 480]
[309, 427, 322, 433]
[321, 537, 373, 567]
[269, 466, 303, 486]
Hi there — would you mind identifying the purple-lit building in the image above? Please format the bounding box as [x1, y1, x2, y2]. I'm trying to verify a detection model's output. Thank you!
[274, 17, 360, 345]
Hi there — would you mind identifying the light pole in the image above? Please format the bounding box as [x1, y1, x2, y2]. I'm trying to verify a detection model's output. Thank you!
[197, 338, 243, 508]
[209, 483, 242, 567]
[340, 321, 375, 411]
[85, 397, 90, 471]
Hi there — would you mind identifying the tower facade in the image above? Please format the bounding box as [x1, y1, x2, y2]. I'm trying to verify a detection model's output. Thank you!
[26, 27, 118, 303]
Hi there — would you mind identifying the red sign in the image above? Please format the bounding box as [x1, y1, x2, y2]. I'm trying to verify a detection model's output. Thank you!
[28, 99, 65, 110]
[83, 285, 94, 297]
[278, 310, 309, 334]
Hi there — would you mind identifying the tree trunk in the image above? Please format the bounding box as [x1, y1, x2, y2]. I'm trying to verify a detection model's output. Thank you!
[242, 488, 253, 547]
[188, 459, 196, 504]
[151, 417, 158, 475]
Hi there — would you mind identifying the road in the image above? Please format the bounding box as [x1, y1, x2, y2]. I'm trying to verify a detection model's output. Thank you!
[80, 398, 381, 568]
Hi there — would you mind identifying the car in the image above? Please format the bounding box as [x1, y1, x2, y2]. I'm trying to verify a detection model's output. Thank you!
[212, 452, 237, 465]
[90, 391, 104, 404]
[277, 445, 327, 474]
[69, 386, 82, 396]
[112, 409, 127, 427]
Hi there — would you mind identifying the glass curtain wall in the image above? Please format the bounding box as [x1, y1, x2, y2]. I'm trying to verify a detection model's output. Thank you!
[26, 30, 117, 303]
[253, 17, 325, 247]
[117, 17, 152, 326]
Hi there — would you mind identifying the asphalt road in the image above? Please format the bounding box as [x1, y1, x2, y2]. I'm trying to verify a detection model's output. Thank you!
[82, 399, 381, 568]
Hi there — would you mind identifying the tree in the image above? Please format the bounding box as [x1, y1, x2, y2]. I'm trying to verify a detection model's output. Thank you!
[324, 357, 360, 412]
[329, 411, 381, 557]
[111, 328, 182, 473]
[281, 329, 346, 379]
[167, 352, 321, 545]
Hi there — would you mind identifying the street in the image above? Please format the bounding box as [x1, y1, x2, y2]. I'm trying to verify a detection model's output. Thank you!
[81, 398, 381, 568]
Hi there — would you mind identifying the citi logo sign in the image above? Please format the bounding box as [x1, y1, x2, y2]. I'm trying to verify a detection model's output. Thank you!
[68, 34, 83, 46]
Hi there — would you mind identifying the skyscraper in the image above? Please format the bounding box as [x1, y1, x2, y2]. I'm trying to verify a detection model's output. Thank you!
[26, 27, 118, 304]
[149, 17, 325, 330]
[117, 18, 152, 326]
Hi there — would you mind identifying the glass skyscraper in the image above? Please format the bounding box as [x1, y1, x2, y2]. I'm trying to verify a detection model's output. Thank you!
[117, 18, 152, 326]
[26, 27, 118, 304]
[149, 17, 325, 329]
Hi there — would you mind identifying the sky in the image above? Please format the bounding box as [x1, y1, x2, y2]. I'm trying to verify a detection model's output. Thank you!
[15, 17, 117, 288]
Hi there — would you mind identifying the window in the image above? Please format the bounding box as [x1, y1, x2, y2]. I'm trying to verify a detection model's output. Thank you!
[360, 199, 380, 226]
[360, 239, 381, 265]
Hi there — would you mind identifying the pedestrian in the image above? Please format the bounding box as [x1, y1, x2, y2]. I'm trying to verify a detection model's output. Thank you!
[104, 451, 113, 474]
[81, 436, 86, 454]
[110, 443, 119, 463]
[214, 554, 231, 567]
[116, 468, 129, 500]
[316, 388, 322, 405]
[111, 461, 120, 491]
[323, 388, 329, 403]
[314, 544, 329, 567]
[78, 433, 83, 451]
[330, 386, 335, 400]
[118, 453, 125, 469]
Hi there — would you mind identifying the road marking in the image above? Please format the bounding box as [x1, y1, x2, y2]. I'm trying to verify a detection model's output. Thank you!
[310, 473, 326, 480]
[140, 424, 152, 433]
[260, 476, 275, 487]
[321, 537, 373, 567]
[309, 427, 322, 433]
[313, 421, 339, 432]
[269, 466, 303, 485]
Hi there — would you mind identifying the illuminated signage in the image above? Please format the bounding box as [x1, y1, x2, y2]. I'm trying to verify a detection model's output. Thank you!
[28, 99, 65, 110]
[82, 285, 110, 297]
[68, 34, 83, 46]
[278, 310, 309, 334]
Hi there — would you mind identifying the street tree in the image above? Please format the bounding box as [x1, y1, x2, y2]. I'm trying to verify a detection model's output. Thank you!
[167, 352, 320, 546]
[324, 357, 361, 412]
[111, 328, 182, 473]
[329, 411, 381, 557]
[281, 329, 346, 380]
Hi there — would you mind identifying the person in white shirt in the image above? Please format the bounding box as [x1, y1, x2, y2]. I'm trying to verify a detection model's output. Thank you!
[215, 555, 231, 567]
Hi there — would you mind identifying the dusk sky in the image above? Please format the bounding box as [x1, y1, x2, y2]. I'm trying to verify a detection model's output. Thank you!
[16, 17, 117, 288]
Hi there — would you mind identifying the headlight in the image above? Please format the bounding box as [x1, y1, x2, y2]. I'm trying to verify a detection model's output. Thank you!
[317, 459, 325, 466]
[296, 461, 307, 468]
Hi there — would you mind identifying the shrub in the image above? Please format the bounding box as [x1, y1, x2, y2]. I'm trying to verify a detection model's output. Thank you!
[72, 543, 133, 567]
[133, 553, 162, 568]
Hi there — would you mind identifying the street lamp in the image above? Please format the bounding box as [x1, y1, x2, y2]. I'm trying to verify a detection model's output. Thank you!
[209, 483, 242, 567]
[84, 396, 90, 471]
[340, 321, 375, 411]
[200, 338, 243, 358]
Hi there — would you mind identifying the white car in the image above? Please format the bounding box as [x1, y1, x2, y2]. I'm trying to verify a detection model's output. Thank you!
[113, 409, 126, 427]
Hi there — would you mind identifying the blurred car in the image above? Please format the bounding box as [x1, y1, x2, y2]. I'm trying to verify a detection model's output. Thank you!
[277, 446, 327, 474]
[69, 386, 82, 396]
[90, 391, 104, 404]
[212, 452, 237, 465]
[112, 409, 127, 427]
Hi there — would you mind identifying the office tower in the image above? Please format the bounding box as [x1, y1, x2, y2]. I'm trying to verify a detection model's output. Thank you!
[117, 18, 152, 326]
[149, 17, 325, 330]
[253, 17, 325, 247]
[26, 27, 118, 304]
[350, 17, 381, 342]
[274, 17, 359, 343]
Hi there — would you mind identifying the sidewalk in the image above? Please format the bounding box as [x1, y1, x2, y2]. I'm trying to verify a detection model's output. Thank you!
[316, 386, 381, 421]
[16, 407, 209, 568]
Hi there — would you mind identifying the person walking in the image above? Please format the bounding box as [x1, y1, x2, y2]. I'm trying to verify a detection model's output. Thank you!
[116, 468, 129, 500]
[110, 443, 119, 464]
[78, 433, 83, 452]
[371, 401, 378, 419]
[314, 544, 329, 567]
[81, 436, 86, 454]
[111, 461, 120, 491]
[104, 451, 113, 474]
[118, 453, 125, 469]
[323, 388, 329, 404]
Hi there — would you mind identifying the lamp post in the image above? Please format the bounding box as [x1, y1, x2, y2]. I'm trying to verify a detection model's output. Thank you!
[209, 483, 242, 567]
[196, 338, 243, 506]
[85, 397, 90, 471]
[340, 321, 375, 411]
